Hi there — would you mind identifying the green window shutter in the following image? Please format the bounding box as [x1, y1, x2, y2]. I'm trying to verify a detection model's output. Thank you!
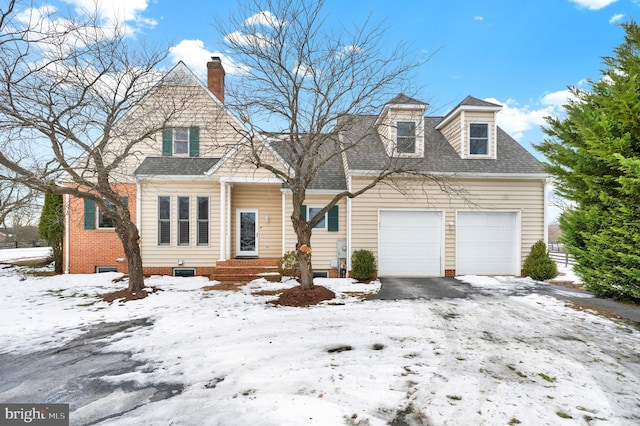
[189, 126, 200, 157]
[328, 205, 339, 232]
[301, 205, 307, 221]
[162, 127, 173, 156]
[84, 199, 95, 230]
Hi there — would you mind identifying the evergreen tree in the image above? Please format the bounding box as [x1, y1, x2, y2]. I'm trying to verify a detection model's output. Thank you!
[536, 21, 640, 301]
[523, 240, 558, 281]
[38, 191, 64, 274]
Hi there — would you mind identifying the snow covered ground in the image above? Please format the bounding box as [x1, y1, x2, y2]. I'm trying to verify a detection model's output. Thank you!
[1, 247, 639, 425]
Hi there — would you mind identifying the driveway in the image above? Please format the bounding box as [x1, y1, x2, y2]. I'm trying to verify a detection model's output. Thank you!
[0, 319, 183, 425]
[374, 276, 640, 324]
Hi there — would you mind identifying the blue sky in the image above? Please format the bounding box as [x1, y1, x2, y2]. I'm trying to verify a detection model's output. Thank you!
[25, 0, 639, 157]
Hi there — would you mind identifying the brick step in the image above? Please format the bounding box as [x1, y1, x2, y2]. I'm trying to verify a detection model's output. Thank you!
[216, 258, 280, 267]
[211, 273, 281, 284]
[213, 265, 279, 272]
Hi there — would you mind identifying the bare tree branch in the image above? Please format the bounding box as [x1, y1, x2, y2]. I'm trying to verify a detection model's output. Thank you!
[217, 0, 452, 289]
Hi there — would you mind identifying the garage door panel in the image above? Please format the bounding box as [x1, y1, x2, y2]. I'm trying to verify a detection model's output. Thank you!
[457, 212, 518, 275]
[379, 211, 442, 277]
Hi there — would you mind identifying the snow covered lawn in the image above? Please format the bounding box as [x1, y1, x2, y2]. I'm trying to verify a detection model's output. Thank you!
[1, 248, 639, 425]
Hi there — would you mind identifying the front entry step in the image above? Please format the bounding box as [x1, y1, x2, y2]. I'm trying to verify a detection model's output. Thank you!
[211, 258, 281, 284]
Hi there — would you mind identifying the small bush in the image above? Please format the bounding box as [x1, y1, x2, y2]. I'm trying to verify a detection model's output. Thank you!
[278, 250, 299, 278]
[523, 240, 558, 281]
[351, 249, 376, 281]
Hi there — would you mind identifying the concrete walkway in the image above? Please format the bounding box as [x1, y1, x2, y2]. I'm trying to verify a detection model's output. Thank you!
[373, 276, 640, 324]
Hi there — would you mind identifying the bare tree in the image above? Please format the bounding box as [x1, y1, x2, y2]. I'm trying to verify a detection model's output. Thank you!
[0, 1, 186, 292]
[218, 0, 449, 289]
[0, 174, 38, 232]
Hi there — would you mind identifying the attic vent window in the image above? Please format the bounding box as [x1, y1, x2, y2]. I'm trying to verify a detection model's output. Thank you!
[469, 123, 489, 155]
[396, 121, 416, 154]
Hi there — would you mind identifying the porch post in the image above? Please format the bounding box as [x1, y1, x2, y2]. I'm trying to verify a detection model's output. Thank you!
[219, 181, 227, 261]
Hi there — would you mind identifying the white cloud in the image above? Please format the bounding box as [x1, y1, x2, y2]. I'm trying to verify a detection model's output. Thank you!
[609, 13, 624, 23]
[474, 16, 484, 22]
[168, 39, 248, 77]
[569, 0, 618, 10]
[244, 11, 284, 27]
[485, 97, 556, 141]
[62, 0, 156, 33]
[540, 89, 577, 108]
[224, 30, 271, 47]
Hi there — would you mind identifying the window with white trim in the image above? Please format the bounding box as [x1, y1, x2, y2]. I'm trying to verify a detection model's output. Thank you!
[97, 202, 116, 229]
[396, 121, 416, 154]
[158, 196, 171, 245]
[173, 128, 190, 155]
[197, 196, 209, 246]
[469, 123, 489, 155]
[178, 196, 190, 246]
[308, 206, 327, 230]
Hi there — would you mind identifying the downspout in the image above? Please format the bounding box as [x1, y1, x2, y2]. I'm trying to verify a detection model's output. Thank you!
[219, 180, 226, 261]
[282, 191, 286, 255]
[346, 175, 352, 274]
[64, 193, 70, 274]
[544, 178, 550, 245]
[136, 181, 142, 236]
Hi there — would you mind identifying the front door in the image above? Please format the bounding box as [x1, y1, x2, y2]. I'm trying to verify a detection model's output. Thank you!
[236, 209, 258, 257]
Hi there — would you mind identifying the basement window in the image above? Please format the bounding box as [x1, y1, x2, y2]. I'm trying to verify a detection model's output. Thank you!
[96, 266, 117, 273]
[174, 268, 196, 277]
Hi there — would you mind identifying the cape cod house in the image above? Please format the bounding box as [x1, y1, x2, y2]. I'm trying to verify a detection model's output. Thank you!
[63, 59, 548, 279]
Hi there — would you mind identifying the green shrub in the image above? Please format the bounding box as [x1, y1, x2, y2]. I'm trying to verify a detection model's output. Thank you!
[351, 249, 376, 281]
[278, 250, 299, 278]
[523, 240, 558, 281]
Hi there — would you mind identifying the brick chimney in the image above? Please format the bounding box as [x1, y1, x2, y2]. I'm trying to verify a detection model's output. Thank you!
[207, 57, 225, 103]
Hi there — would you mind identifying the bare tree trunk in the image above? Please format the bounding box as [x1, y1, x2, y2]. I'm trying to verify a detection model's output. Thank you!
[52, 237, 63, 274]
[295, 224, 314, 290]
[116, 220, 144, 292]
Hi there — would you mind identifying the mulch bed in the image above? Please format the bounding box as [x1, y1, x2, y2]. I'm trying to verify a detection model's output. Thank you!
[271, 285, 336, 307]
[102, 286, 162, 303]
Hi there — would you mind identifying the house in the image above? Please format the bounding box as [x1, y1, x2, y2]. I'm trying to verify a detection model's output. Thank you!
[62, 59, 548, 278]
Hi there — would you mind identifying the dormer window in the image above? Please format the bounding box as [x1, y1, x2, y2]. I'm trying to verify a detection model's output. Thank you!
[469, 123, 489, 156]
[396, 121, 416, 154]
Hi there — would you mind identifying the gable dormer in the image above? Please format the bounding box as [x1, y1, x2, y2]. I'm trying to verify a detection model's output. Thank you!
[436, 96, 502, 159]
[376, 94, 428, 158]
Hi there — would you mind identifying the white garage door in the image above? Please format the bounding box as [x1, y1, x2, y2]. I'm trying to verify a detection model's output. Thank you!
[456, 211, 519, 275]
[378, 210, 442, 276]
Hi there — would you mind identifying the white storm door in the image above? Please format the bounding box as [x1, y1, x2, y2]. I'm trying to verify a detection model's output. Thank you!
[236, 209, 258, 256]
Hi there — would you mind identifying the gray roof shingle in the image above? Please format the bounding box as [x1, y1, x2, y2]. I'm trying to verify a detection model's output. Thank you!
[269, 137, 347, 191]
[135, 157, 220, 176]
[386, 93, 427, 106]
[343, 115, 545, 175]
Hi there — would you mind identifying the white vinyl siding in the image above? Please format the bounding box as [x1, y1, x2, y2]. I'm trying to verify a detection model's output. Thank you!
[284, 194, 347, 270]
[140, 181, 220, 267]
[230, 183, 282, 258]
[350, 177, 545, 275]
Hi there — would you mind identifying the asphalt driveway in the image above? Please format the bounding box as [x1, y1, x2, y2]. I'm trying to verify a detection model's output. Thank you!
[373, 276, 640, 324]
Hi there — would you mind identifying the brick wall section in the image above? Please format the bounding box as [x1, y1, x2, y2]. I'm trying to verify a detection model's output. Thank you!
[444, 269, 456, 277]
[144, 267, 218, 277]
[65, 184, 137, 274]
